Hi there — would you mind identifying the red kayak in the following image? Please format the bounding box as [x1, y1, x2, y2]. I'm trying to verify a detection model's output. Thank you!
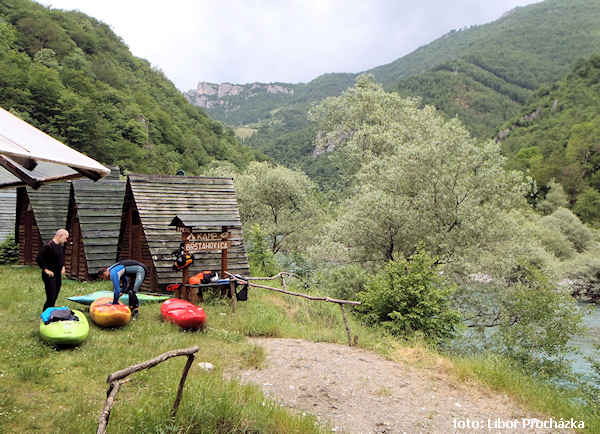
[160, 299, 207, 329]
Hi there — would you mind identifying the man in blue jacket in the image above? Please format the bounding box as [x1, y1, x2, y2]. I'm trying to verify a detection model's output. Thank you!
[98, 260, 149, 319]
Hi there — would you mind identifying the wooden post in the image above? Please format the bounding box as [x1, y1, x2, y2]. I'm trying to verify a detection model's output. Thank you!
[340, 304, 355, 347]
[189, 283, 198, 305]
[229, 280, 236, 313]
[170, 352, 196, 417]
[98, 347, 198, 433]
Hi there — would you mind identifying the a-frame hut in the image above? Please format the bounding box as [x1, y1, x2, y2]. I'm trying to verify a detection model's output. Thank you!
[64, 169, 125, 281]
[118, 174, 250, 291]
[15, 182, 70, 265]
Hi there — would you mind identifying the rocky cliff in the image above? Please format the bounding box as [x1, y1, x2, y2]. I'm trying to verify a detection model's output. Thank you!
[185, 81, 295, 110]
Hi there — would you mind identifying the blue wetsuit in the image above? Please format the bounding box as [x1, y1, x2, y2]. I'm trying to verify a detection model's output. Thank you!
[108, 260, 148, 309]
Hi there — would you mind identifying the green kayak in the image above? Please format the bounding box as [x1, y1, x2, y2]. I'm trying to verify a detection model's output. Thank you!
[67, 290, 170, 306]
[40, 309, 89, 346]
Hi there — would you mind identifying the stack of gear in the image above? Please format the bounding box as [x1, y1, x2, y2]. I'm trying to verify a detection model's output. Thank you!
[189, 270, 219, 285]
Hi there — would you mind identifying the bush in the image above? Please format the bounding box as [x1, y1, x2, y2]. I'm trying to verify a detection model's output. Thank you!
[315, 264, 370, 301]
[539, 207, 594, 252]
[0, 233, 18, 264]
[355, 248, 462, 344]
[245, 224, 279, 277]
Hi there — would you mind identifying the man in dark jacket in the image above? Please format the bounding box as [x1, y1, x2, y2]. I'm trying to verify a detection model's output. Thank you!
[36, 229, 69, 312]
[98, 260, 149, 319]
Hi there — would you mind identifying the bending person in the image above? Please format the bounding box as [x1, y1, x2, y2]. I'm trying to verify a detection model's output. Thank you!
[98, 260, 149, 319]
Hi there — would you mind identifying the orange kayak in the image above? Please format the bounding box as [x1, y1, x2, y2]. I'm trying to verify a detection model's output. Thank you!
[90, 297, 131, 327]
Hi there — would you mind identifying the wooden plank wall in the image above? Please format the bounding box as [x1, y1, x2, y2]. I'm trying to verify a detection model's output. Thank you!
[0, 189, 16, 242]
[65, 209, 88, 280]
[16, 189, 43, 265]
[67, 178, 126, 280]
[117, 193, 156, 291]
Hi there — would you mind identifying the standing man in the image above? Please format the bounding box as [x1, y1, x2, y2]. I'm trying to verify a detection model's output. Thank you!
[98, 260, 149, 319]
[36, 229, 69, 312]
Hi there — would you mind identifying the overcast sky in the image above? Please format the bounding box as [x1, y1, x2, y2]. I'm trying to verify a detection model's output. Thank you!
[39, 0, 540, 92]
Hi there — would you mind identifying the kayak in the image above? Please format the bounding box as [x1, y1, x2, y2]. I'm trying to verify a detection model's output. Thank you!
[161, 298, 207, 329]
[40, 308, 89, 346]
[67, 290, 170, 306]
[90, 297, 131, 327]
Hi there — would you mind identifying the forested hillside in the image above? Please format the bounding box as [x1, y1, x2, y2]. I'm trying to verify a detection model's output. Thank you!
[389, 0, 600, 138]
[499, 54, 600, 223]
[194, 0, 600, 191]
[0, 0, 263, 174]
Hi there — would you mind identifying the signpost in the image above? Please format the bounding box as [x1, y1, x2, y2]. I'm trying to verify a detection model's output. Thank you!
[183, 231, 231, 253]
[170, 218, 231, 304]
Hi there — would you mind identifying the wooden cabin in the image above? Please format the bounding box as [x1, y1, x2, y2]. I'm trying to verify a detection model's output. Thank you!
[15, 182, 70, 265]
[64, 171, 126, 281]
[0, 189, 16, 242]
[117, 174, 250, 291]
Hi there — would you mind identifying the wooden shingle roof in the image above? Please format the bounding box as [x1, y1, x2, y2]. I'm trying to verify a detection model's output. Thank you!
[71, 177, 126, 273]
[26, 182, 70, 242]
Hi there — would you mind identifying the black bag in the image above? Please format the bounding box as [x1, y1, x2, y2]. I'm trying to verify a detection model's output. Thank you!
[48, 309, 78, 323]
[236, 283, 248, 301]
[200, 271, 217, 284]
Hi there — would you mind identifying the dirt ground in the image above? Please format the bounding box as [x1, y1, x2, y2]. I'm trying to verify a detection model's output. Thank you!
[233, 338, 575, 433]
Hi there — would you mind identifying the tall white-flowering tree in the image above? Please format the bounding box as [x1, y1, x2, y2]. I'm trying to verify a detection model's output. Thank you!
[235, 161, 324, 254]
[309, 76, 585, 376]
[309, 74, 524, 264]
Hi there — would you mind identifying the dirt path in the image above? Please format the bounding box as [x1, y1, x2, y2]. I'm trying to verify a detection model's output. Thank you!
[234, 338, 574, 433]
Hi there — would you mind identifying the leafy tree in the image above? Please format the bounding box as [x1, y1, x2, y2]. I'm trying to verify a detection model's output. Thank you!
[573, 186, 600, 226]
[245, 224, 279, 276]
[453, 267, 584, 377]
[235, 162, 324, 254]
[536, 179, 569, 215]
[309, 74, 524, 264]
[355, 248, 462, 344]
[539, 207, 594, 253]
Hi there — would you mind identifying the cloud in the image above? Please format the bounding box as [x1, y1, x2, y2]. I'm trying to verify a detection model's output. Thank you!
[39, 0, 539, 90]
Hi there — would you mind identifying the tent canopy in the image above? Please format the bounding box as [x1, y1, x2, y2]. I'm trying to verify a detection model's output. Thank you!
[0, 107, 110, 189]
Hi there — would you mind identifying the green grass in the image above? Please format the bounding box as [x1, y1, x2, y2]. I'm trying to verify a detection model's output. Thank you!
[234, 127, 258, 139]
[1, 265, 599, 432]
[0, 266, 359, 433]
[450, 354, 600, 432]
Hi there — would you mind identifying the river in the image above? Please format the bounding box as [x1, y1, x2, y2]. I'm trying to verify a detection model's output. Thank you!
[566, 301, 600, 383]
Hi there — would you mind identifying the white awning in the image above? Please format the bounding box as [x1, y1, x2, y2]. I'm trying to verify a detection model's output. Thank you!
[0, 107, 110, 189]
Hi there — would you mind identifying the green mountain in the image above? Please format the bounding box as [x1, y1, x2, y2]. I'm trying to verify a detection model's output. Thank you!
[188, 0, 600, 188]
[499, 54, 600, 206]
[386, 0, 600, 138]
[0, 0, 263, 175]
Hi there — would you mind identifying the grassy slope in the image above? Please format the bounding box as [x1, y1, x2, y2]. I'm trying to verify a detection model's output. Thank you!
[0, 265, 597, 432]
